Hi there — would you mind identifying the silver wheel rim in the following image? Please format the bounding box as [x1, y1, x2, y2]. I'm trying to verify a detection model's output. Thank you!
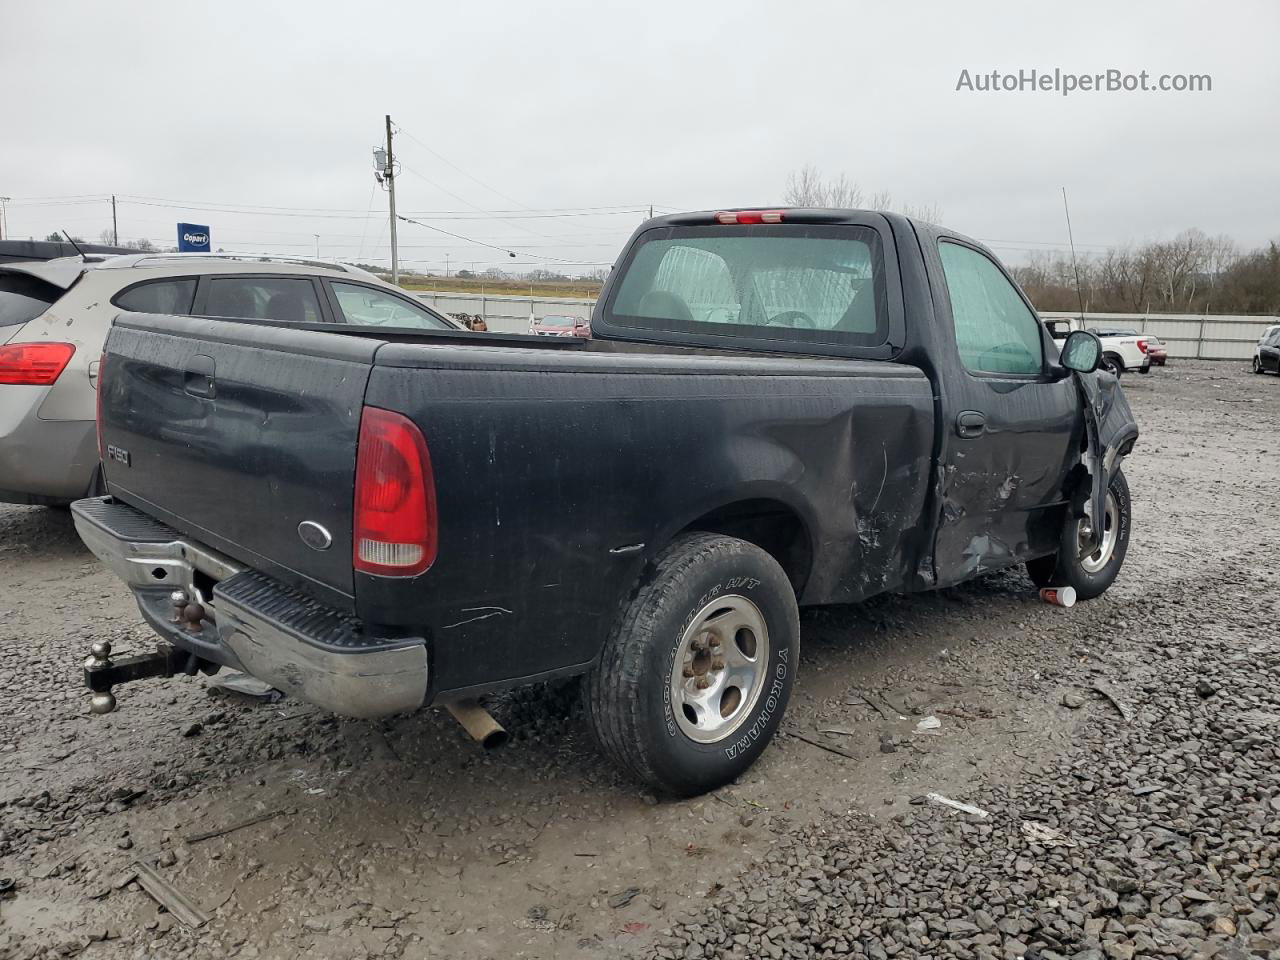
[1079, 491, 1119, 573]
[668, 595, 770, 744]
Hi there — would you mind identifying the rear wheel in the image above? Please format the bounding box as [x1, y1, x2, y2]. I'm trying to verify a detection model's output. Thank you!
[1027, 469, 1131, 601]
[1101, 353, 1124, 376]
[583, 533, 799, 797]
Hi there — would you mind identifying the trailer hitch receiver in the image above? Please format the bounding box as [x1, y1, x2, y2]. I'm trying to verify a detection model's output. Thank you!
[84, 641, 205, 715]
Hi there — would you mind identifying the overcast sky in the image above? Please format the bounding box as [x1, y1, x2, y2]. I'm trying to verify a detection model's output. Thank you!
[1, 0, 1276, 274]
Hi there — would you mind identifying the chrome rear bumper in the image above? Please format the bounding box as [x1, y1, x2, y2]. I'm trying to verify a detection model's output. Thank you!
[71, 497, 428, 719]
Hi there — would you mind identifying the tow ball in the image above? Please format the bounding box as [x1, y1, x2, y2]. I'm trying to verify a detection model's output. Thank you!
[84, 640, 207, 715]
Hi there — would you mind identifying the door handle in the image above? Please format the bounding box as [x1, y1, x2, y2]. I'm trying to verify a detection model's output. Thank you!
[183, 355, 216, 399]
[956, 410, 986, 439]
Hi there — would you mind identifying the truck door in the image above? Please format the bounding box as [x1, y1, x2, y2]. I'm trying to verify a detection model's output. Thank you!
[925, 237, 1083, 584]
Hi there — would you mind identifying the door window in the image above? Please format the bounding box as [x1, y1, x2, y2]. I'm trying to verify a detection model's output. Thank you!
[205, 277, 323, 323]
[330, 282, 451, 329]
[113, 278, 197, 315]
[939, 242, 1043, 375]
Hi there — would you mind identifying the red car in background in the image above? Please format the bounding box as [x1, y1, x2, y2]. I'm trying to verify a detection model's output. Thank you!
[530, 314, 590, 338]
[1144, 335, 1168, 365]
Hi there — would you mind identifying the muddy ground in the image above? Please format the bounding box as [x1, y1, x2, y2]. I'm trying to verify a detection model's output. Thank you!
[0, 360, 1276, 959]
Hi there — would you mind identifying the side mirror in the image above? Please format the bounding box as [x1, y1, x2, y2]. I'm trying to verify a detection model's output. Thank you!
[1060, 330, 1102, 374]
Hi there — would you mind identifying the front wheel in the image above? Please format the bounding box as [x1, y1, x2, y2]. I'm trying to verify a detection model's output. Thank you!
[1254, 356, 1264, 374]
[1027, 469, 1131, 601]
[583, 533, 799, 797]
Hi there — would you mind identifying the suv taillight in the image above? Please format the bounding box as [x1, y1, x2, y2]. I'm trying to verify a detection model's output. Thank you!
[353, 407, 437, 577]
[0, 342, 75, 385]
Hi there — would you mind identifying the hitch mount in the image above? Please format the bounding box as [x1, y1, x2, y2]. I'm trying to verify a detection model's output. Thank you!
[84, 640, 208, 715]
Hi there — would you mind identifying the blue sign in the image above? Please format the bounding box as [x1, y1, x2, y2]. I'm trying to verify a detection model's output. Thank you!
[177, 223, 211, 252]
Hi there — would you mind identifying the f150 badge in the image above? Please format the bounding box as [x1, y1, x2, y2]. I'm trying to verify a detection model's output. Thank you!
[106, 445, 130, 467]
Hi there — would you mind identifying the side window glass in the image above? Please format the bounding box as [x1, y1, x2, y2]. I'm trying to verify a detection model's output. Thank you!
[939, 242, 1043, 375]
[330, 282, 450, 329]
[114, 278, 197, 315]
[205, 277, 322, 323]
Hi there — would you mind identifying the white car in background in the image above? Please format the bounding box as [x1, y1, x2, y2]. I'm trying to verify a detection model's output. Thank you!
[1086, 327, 1152, 376]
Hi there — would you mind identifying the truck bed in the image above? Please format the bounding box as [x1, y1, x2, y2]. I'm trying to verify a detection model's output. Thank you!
[97, 311, 935, 696]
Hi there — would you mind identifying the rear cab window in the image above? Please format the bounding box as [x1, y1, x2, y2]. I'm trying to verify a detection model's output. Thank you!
[204, 277, 324, 324]
[602, 224, 890, 352]
[0, 273, 62, 327]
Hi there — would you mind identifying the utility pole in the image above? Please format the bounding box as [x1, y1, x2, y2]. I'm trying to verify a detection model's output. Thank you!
[445, 253, 450, 278]
[0, 196, 10, 241]
[385, 114, 399, 285]
[313, 234, 320, 259]
[111, 195, 118, 245]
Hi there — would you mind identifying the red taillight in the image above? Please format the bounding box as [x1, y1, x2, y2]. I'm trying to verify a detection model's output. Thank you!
[714, 210, 785, 225]
[353, 406, 437, 577]
[0, 342, 76, 386]
[1136, 339, 1149, 354]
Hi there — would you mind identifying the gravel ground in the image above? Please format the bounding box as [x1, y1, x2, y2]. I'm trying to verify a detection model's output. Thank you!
[0, 360, 1277, 960]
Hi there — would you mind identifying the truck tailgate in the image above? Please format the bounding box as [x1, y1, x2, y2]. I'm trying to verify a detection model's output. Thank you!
[98, 313, 381, 608]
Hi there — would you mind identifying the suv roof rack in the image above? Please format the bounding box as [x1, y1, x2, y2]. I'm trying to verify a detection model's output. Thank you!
[94, 252, 380, 279]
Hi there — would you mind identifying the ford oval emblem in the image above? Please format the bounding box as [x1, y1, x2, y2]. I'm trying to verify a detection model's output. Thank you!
[297, 520, 333, 551]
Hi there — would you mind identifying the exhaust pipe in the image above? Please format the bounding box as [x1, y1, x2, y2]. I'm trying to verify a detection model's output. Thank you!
[445, 699, 509, 749]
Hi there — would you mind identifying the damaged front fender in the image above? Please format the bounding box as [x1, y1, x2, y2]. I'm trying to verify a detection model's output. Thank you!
[1074, 369, 1139, 556]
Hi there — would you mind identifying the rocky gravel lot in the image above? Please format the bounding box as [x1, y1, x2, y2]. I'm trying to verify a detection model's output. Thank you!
[1, 360, 1277, 960]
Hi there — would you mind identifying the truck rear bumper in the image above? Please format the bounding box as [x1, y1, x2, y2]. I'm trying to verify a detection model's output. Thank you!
[71, 496, 429, 719]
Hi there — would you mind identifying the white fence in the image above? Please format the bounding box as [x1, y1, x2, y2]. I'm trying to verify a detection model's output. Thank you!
[416, 292, 593, 334]
[1040, 312, 1277, 361]
[415, 292, 1277, 360]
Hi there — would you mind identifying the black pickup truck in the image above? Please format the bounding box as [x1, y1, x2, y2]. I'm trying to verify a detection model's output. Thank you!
[73, 209, 1137, 795]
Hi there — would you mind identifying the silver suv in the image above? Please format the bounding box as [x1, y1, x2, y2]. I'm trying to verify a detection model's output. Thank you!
[0, 253, 458, 505]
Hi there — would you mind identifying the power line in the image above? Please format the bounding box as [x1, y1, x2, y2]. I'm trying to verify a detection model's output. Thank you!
[397, 214, 518, 259]
[395, 124, 537, 212]
[396, 215, 612, 266]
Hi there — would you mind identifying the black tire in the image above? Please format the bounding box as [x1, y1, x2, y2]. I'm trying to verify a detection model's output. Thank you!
[1254, 357, 1264, 374]
[1101, 353, 1123, 376]
[583, 533, 799, 797]
[1026, 469, 1131, 601]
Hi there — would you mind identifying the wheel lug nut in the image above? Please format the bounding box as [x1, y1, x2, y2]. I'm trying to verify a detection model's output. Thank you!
[695, 677, 711, 690]
[712, 659, 725, 671]
[682, 666, 695, 678]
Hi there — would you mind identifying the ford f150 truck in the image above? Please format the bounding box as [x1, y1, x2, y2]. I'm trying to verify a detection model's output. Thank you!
[73, 209, 1138, 796]
[1046, 320, 1151, 375]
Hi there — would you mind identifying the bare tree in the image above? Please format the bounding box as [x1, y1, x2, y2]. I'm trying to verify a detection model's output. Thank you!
[783, 165, 863, 208]
[783, 168, 941, 220]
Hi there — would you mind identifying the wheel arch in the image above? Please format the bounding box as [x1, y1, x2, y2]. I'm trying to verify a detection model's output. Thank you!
[662, 494, 816, 598]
